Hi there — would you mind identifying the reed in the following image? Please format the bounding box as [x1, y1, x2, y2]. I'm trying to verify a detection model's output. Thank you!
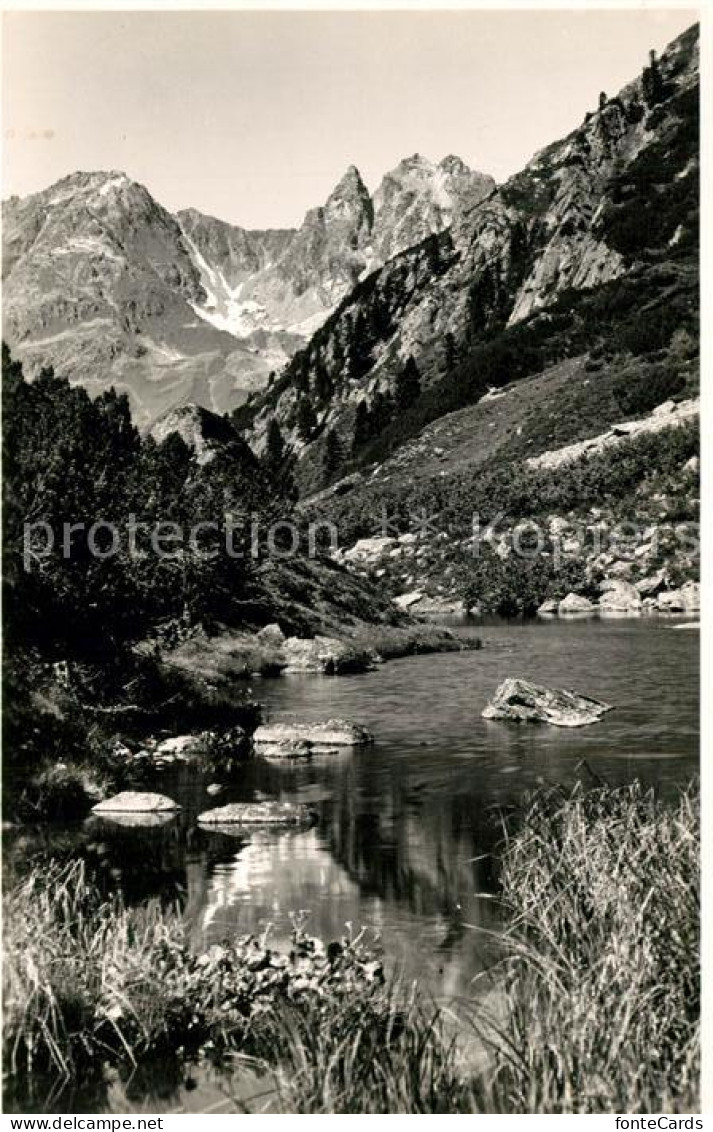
[483, 780, 700, 1113]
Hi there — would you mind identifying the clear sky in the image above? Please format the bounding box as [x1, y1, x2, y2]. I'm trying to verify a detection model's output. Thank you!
[2, 7, 697, 229]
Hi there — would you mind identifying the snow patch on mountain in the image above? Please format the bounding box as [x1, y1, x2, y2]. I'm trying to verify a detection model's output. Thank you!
[181, 226, 275, 338]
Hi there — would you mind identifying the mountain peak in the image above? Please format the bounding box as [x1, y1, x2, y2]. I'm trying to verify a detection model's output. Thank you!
[328, 164, 369, 202]
[439, 154, 470, 174]
[389, 153, 433, 177]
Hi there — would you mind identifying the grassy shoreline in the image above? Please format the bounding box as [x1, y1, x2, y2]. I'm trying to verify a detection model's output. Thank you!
[2, 780, 699, 1114]
[4, 621, 478, 825]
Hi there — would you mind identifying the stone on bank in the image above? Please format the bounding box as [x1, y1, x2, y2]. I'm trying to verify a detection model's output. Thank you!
[92, 791, 181, 814]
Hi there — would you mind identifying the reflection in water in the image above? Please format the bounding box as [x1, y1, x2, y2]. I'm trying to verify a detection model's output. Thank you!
[4, 617, 699, 1112]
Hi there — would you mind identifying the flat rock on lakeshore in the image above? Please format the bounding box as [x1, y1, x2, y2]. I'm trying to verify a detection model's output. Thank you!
[483, 678, 613, 728]
[92, 791, 181, 814]
[198, 801, 316, 827]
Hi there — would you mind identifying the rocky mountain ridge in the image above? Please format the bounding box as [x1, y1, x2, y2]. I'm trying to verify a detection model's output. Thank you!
[177, 155, 494, 343]
[2, 155, 493, 425]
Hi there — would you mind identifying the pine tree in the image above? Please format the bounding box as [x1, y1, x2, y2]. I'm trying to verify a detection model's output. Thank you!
[323, 429, 344, 478]
[395, 356, 421, 410]
[369, 389, 394, 435]
[642, 49, 664, 108]
[443, 332, 458, 374]
[314, 359, 333, 403]
[332, 336, 345, 377]
[293, 353, 310, 396]
[296, 397, 318, 441]
[349, 310, 372, 379]
[264, 417, 285, 472]
[352, 401, 371, 454]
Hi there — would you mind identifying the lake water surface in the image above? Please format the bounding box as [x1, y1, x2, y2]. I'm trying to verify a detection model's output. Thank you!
[7, 616, 699, 1112]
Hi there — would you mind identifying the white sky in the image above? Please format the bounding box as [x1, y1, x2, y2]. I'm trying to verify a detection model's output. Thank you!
[1, 8, 698, 229]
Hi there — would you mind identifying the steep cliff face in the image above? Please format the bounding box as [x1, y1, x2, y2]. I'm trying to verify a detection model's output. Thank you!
[248, 24, 698, 491]
[370, 154, 495, 265]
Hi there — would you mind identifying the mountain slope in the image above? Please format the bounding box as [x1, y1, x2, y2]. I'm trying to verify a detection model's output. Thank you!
[1, 172, 274, 425]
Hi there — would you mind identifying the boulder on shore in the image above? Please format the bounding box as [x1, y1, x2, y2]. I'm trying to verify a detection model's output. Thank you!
[558, 593, 596, 615]
[254, 718, 374, 759]
[635, 570, 668, 598]
[537, 598, 559, 616]
[410, 596, 463, 616]
[598, 578, 642, 613]
[198, 801, 316, 827]
[482, 678, 613, 728]
[92, 791, 181, 814]
[153, 734, 207, 760]
[393, 591, 424, 610]
[257, 623, 286, 647]
[281, 635, 376, 675]
[134, 727, 249, 766]
[657, 581, 700, 613]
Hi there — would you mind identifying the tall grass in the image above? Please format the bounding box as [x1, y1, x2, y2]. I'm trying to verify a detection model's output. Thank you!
[255, 986, 477, 1113]
[3, 781, 699, 1113]
[485, 781, 700, 1113]
[2, 860, 186, 1084]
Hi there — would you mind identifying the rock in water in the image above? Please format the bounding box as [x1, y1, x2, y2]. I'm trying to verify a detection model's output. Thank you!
[92, 791, 181, 813]
[253, 719, 374, 758]
[482, 678, 612, 728]
[198, 801, 316, 826]
[97, 812, 178, 829]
